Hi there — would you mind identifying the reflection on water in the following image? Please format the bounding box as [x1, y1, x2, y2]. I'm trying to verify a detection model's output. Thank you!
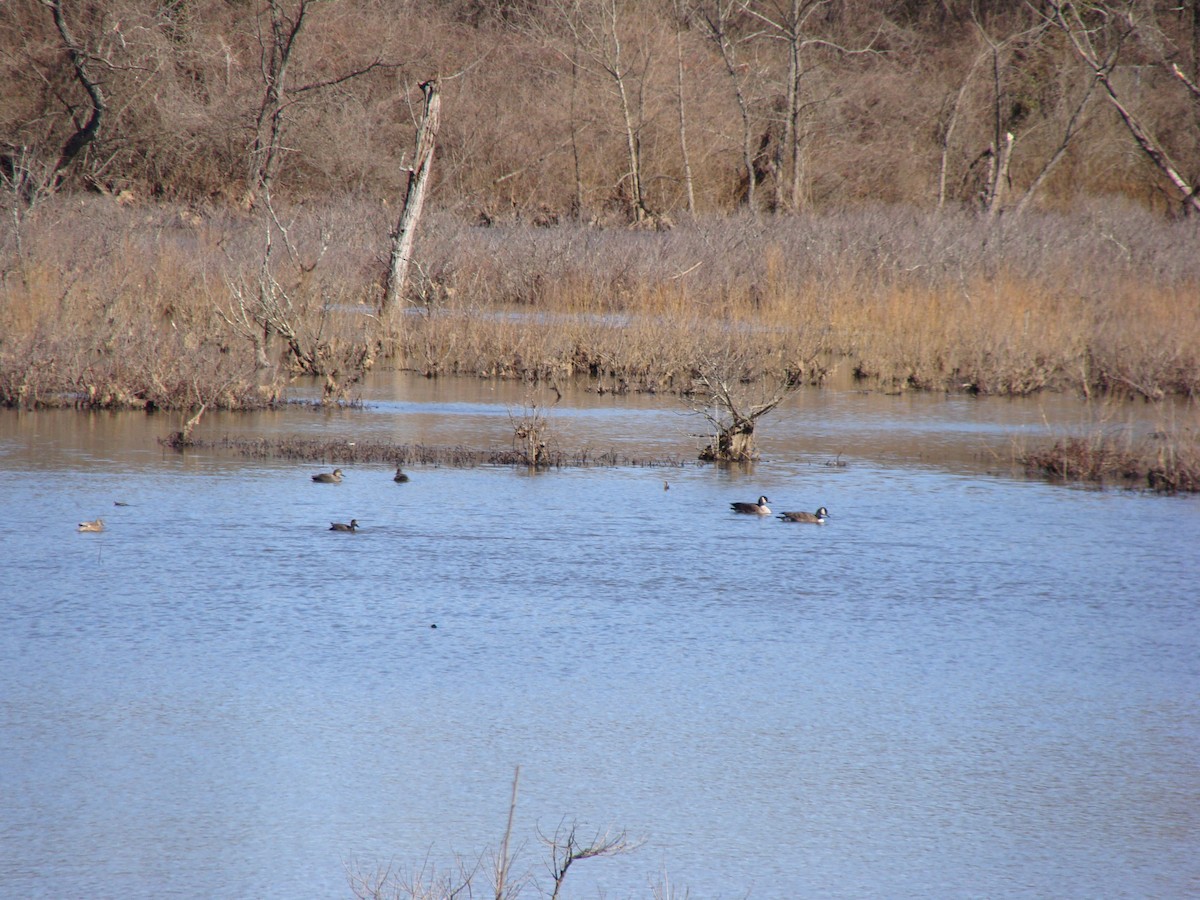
[1, 376, 1198, 899]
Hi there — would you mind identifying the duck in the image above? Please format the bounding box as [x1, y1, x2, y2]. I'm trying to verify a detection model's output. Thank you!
[393, 466, 410, 483]
[329, 519, 359, 532]
[312, 468, 344, 483]
[730, 496, 771, 515]
[78, 518, 105, 532]
[778, 507, 830, 524]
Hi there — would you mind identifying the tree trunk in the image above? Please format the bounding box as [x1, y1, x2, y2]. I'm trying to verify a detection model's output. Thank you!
[384, 80, 441, 311]
[46, 0, 106, 189]
[604, 0, 648, 222]
[674, 1, 696, 217]
[986, 131, 1012, 219]
[250, 0, 308, 201]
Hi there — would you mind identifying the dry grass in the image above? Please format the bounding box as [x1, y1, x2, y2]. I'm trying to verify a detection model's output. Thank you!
[2, 196, 1198, 414]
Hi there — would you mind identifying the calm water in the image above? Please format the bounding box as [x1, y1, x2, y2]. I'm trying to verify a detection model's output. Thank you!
[2, 377, 1198, 899]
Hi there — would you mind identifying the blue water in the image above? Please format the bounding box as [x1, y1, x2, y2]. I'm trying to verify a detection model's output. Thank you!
[1, 390, 1198, 899]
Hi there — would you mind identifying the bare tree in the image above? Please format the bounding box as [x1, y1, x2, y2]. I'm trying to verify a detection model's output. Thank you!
[1043, 0, 1200, 215]
[673, 0, 698, 216]
[539, 819, 638, 900]
[697, 0, 766, 211]
[741, 0, 879, 212]
[691, 345, 800, 462]
[43, 0, 107, 190]
[247, 0, 398, 205]
[525, 0, 659, 223]
[3, 0, 109, 207]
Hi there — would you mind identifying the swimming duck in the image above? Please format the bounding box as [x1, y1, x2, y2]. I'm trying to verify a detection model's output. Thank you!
[730, 496, 771, 515]
[312, 468, 344, 483]
[78, 519, 105, 532]
[329, 519, 359, 532]
[778, 507, 830, 524]
[393, 466, 410, 483]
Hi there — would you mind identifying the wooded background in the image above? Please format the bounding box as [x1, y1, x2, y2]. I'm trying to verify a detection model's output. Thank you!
[2, 0, 1198, 219]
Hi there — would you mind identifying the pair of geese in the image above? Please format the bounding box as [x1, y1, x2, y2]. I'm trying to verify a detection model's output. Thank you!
[314, 466, 410, 533]
[731, 496, 830, 524]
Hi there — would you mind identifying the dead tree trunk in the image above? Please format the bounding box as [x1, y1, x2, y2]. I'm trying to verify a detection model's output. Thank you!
[384, 80, 441, 311]
[986, 131, 1013, 219]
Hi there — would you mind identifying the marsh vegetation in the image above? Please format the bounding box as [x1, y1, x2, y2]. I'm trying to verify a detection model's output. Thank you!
[3, 0, 1198, 485]
[3, 196, 1198, 485]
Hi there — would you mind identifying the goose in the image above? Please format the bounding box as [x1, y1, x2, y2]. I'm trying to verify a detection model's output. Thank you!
[393, 466, 410, 483]
[730, 496, 771, 515]
[778, 507, 830, 524]
[78, 518, 105, 532]
[312, 468, 344, 484]
[329, 519, 359, 532]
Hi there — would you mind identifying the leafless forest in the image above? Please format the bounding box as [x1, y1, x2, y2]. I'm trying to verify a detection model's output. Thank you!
[4, 0, 1200, 215]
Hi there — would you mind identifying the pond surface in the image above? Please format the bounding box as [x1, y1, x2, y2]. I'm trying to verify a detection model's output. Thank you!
[2, 375, 1198, 899]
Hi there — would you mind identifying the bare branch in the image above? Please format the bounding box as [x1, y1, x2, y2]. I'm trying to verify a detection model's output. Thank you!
[539, 818, 639, 900]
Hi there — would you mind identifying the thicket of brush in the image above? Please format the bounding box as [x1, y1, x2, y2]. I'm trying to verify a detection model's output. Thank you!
[3, 194, 1198, 405]
[1019, 428, 1200, 493]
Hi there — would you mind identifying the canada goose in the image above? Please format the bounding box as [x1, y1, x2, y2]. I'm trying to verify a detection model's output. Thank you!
[78, 518, 105, 532]
[778, 507, 830, 524]
[731, 496, 771, 515]
[312, 468, 344, 484]
[393, 466, 410, 483]
[329, 519, 359, 532]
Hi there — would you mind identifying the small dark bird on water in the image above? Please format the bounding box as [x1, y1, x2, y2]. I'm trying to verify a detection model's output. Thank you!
[730, 496, 771, 515]
[329, 519, 359, 532]
[312, 468, 344, 483]
[394, 466, 410, 483]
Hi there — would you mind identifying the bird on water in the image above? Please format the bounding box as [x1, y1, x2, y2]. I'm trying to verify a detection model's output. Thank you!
[730, 496, 771, 515]
[777, 507, 830, 524]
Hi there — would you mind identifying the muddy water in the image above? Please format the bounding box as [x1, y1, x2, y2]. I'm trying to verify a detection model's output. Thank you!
[1, 375, 1198, 899]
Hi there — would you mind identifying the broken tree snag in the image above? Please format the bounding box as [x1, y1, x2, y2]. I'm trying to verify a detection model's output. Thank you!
[383, 80, 441, 311]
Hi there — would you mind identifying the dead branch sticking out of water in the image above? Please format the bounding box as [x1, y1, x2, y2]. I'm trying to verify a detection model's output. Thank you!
[158, 434, 687, 469]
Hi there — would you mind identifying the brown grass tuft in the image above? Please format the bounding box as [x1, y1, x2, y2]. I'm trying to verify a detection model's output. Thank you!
[1020, 427, 1200, 493]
